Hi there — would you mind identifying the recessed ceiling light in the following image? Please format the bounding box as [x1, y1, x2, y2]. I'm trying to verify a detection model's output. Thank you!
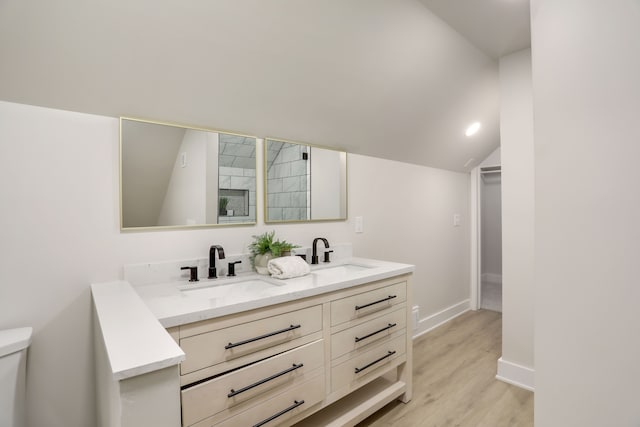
[465, 122, 481, 137]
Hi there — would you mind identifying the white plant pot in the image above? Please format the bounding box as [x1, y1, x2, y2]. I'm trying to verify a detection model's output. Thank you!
[254, 252, 274, 275]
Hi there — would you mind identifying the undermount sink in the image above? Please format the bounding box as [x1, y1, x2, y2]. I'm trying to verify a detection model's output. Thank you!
[311, 263, 373, 277]
[180, 278, 283, 300]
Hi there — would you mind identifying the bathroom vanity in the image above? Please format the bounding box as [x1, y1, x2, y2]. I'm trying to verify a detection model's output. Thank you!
[92, 258, 414, 427]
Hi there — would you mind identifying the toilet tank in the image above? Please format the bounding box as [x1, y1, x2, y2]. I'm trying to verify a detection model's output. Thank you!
[0, 327, 32, 427]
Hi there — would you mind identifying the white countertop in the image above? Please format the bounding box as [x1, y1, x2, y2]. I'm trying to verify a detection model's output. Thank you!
[91, 281, 185, 380]
[92, 257, 413, 381]
[136, 257, 414, 328]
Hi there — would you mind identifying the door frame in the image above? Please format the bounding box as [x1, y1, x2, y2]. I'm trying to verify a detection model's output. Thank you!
[470, 166, 481, 310]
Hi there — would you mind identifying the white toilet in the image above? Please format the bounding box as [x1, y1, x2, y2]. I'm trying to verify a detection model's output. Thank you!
[0, 327, 32, 427]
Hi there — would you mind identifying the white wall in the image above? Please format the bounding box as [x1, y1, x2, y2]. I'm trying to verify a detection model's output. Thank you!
[311, 148, 346, 219]
[532, 2, 640, 425]
[348, 154, 470, 326]
[120, 121, 184, 228]
[0, 100, 470, 427]
[498, 48, 535, 387]
[205, 133, 219, 224]
[157, 129, 209, 226]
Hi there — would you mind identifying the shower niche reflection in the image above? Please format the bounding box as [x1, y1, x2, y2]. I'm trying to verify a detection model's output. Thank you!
[218, 189, 249, 217]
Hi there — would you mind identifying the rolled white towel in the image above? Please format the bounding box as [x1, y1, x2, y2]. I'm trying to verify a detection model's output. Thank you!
[267, 256, 310, 279]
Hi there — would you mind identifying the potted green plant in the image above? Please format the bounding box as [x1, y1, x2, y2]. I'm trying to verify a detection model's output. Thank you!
[248, 231, 299, 274]
[270, 240, 297, 257]
[219, 197, 229, 216]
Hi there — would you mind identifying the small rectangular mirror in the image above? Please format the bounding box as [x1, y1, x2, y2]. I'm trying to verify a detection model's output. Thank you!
[120, 118, 257, 230]
[264, 138, 347, 223]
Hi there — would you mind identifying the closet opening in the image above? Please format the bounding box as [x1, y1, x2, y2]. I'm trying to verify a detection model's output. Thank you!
[479, 166, 502, 312]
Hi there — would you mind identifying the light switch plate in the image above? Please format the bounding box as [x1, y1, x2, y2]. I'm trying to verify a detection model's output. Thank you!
[453, 213, 461, 227]
[355, 216, 364, 233]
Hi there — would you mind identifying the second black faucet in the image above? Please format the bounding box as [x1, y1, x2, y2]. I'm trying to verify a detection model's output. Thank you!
[208, 245, 225, 278]
[311, 238, 333, 264]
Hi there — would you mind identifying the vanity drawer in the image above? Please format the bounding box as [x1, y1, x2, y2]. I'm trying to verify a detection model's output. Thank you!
[331, 334, 406, 394]
[330, 281, 406, 326]
[331, 307, 407, 360]
[192, 373, 325, 427]
[181, 340, 324, 427]
[180, 305, 322, 376]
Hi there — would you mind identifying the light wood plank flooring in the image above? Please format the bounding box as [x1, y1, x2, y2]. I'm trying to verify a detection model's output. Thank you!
[357, 310, 533, 427]
[481, 281, 502, 313]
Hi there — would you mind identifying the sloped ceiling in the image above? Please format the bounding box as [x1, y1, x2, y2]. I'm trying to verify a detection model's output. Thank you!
[419, 0, 531, 59]
[0, 0, 501, 172]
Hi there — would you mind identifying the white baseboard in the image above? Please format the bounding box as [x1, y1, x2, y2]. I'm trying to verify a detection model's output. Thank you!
[496, 357, 535, 391]
[412, 300, 470, 339]
[481, 272, 502, 285]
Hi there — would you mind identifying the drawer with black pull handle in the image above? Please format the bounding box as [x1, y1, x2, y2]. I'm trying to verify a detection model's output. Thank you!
[189, 373, 325, 427]
[330, 281, 406, 326]
[331, 307, 407, 360]
[331, 334, 405, 393]
[180, 305, 322, 376]
[181, 340, 324, 426]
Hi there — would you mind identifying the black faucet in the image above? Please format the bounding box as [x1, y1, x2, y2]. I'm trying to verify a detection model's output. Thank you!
[227, 260, 242, 277]
[208, 245, 226, 278]
[180, 266, 199, 282]
[311, 238, 330, 264]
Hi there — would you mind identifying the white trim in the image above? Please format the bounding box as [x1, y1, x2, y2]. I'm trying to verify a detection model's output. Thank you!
[496, 357, 535, 391]
[412, 300, 470, 339]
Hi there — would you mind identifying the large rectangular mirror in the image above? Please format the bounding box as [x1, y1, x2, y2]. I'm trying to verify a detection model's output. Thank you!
[265, 138, 347, 223]
[120, 118, 257, 230]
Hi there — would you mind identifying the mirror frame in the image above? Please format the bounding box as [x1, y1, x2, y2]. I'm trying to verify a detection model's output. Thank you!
[119, 117, 258, 231]
[263, 137, 348, 224]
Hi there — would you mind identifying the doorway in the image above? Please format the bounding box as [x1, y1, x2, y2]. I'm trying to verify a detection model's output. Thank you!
[479, 166, 502, 311]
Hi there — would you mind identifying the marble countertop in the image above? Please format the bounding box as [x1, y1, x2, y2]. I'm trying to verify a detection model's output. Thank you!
[136, 257, 414, 328]
[91, 280, 185, 380]
[92, 257, 413, 380]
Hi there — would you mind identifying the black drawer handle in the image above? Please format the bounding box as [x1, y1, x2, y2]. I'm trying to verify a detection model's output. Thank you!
[355, 323, 397, 343]
[225, 324, 301, 350]
[354, 350, 396, 374]
[228, 363, 304, 398]
[355, 295, 397, 311]
[252, 399, 305, 427]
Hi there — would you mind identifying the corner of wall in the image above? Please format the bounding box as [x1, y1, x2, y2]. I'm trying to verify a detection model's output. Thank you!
[496, 357, 535, 392]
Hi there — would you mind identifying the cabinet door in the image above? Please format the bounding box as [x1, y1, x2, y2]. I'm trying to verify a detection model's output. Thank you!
[180, 305, 322, 375]
[330, 281, 406, 326]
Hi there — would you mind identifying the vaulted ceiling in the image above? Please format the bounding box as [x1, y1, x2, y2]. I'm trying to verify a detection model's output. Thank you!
[0, 0, 529, 172]
[419, 0, 531, 59]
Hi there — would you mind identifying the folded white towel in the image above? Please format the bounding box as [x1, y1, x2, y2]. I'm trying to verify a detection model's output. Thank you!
[267, 256, 310, 279]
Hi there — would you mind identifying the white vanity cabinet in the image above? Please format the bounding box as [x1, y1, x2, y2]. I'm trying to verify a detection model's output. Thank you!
[93, 259, 414, 427]
[174, 274, 413, 427]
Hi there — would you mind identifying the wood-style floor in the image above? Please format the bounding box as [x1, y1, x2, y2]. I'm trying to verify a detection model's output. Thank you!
[357, 310, 533, 427]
